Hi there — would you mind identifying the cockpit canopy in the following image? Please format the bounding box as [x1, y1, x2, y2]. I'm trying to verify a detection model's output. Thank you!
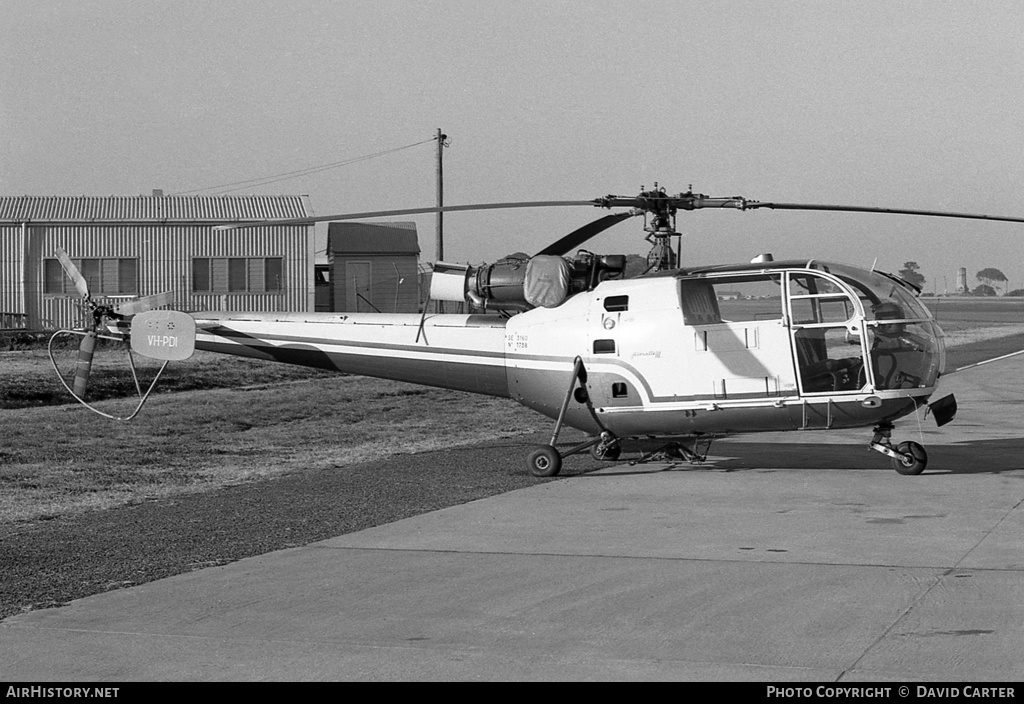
[675, 259, 944, 394]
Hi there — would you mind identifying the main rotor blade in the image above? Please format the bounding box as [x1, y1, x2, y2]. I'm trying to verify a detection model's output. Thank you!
[594, 191, 1024, 224]
[739, 201, 1024, 224]
[535, 212, 637, 257]
[214, 199, 600, 230]
[55, 247, 91, 298]
[115, 291, 176, 317]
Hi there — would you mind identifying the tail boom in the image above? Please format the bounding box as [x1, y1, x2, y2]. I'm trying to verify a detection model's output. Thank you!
[192, 312, 511, 398]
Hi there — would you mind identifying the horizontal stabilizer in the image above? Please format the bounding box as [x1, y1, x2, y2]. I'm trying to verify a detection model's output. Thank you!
[130, 310, 196, 361]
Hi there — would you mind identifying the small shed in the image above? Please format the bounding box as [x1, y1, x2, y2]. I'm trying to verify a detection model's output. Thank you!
[327, 222, 421, 313]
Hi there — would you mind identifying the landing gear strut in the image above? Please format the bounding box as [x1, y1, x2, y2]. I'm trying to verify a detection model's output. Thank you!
[528, 431, 618, 477]
[869, 422, 928, 475]
[629, 436, 714, 466]
[527, 357, 619, 477]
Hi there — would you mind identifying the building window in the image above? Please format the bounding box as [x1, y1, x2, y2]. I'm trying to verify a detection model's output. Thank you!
[228, 258, 247, 292]
[265, 258, 283, 292]
[192, 258, 212, 293]
[191, 257, 284, 294]
[43, 257, 138, 296]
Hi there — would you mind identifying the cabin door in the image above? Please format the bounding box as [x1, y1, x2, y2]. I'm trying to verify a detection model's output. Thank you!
[786, 271, 869, 395]
[680, 276, 799, 400]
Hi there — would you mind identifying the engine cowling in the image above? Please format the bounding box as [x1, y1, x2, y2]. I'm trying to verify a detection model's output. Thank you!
[430, 253, 626, 311]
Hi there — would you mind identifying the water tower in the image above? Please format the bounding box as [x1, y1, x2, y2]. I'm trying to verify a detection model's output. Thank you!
[955, 267, 968, 294]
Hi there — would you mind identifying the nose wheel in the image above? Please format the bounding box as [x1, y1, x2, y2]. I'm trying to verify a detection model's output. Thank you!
[890, 441, 927, 475]
[869, 423, 928, 475]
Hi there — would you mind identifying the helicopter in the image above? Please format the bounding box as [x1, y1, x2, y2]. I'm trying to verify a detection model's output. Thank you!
[49, 186, 1024, 476]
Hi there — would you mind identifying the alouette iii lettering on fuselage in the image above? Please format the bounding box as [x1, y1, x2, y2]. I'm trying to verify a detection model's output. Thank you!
[47, 185, 1024, 476]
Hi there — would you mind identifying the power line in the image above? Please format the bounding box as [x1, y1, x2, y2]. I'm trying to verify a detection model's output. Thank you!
[174, 138, 436, 195]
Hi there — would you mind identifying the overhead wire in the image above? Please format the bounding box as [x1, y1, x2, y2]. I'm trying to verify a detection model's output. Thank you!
[173, 138, 437, 195]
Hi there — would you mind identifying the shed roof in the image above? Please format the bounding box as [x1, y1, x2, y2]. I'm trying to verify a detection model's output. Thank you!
[0, 195, 311, 223]
[328, 221, 420, 255]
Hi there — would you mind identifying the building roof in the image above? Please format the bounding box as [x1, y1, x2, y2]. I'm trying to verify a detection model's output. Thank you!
[327, 221, 420, 255]
[0, 195, 311, 223]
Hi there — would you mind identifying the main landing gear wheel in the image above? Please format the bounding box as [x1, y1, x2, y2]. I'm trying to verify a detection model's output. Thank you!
[891, 441, 927, 476]
[528, 445, 562, 477]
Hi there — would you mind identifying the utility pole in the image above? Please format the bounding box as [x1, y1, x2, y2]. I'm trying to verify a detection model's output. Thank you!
[435, 129, 448, 313]
[435, 128, 448, 262]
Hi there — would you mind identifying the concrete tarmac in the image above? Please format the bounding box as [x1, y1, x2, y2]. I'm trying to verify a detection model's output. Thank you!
[2, 358, 1023, 681]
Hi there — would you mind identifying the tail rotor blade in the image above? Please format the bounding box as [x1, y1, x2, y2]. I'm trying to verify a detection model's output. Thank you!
[72, 331, 98, 399]
[55, 248, 91, 299]
[115, 291, 175, 317]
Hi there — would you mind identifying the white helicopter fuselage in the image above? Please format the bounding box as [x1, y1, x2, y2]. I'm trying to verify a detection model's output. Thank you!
[191, 260, 945, 442]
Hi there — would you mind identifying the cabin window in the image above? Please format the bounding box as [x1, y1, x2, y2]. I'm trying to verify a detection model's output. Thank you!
[793, 327, 866, 392]
[679, 280, 721, 325]
[788, 273, 855, 325]
[612, 382, 628, 398]
[593, 339, 616, 354]
[790, 297, 855, 325]
[680, 275, 783, 325]
[712, 276, 784, 322]
[43, 257, 138, 296]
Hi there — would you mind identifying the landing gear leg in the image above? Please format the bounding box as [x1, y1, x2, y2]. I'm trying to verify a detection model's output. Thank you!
[527, 357, 618, 477]
[868, 422, 928, 475]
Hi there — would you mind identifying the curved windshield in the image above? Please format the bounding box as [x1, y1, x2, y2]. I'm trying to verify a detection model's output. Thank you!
[867, 320, 943, 390]
[810, 262, 931, 321]
[804, 262, 944, 390]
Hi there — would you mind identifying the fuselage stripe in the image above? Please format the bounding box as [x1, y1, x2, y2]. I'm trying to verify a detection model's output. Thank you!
[197, 324, 506, 362]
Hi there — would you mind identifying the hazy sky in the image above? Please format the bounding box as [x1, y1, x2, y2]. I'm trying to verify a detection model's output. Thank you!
[3, 0, 1023, 292]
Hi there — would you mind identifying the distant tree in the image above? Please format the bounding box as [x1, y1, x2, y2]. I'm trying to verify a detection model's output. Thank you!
[972, 283, 997, 297]
[898, 261, 925, 288]
[976, 267, 1008, 295]
[1007, 289, 1024, 297]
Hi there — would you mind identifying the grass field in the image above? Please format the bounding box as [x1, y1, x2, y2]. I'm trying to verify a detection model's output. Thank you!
[0, 369, 548, 526]
[1, 297, 1021, 527]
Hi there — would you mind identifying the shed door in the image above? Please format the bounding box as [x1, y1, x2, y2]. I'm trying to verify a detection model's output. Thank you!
[346, 261, 372, 312]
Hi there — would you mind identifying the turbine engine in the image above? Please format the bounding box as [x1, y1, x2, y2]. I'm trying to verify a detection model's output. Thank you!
[431, 252, 626, 312]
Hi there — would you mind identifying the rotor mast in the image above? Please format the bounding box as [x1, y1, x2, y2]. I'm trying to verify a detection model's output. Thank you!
[640, 184, 681, 271]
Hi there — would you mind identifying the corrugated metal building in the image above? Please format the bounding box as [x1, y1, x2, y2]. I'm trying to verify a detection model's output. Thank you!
[0, 195, 314, 330]
[327, 221, 422, 313]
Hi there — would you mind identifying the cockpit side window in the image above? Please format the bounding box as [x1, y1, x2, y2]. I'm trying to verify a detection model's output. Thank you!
[787, 268, 942, 392]
[788, 272, 866, 393]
